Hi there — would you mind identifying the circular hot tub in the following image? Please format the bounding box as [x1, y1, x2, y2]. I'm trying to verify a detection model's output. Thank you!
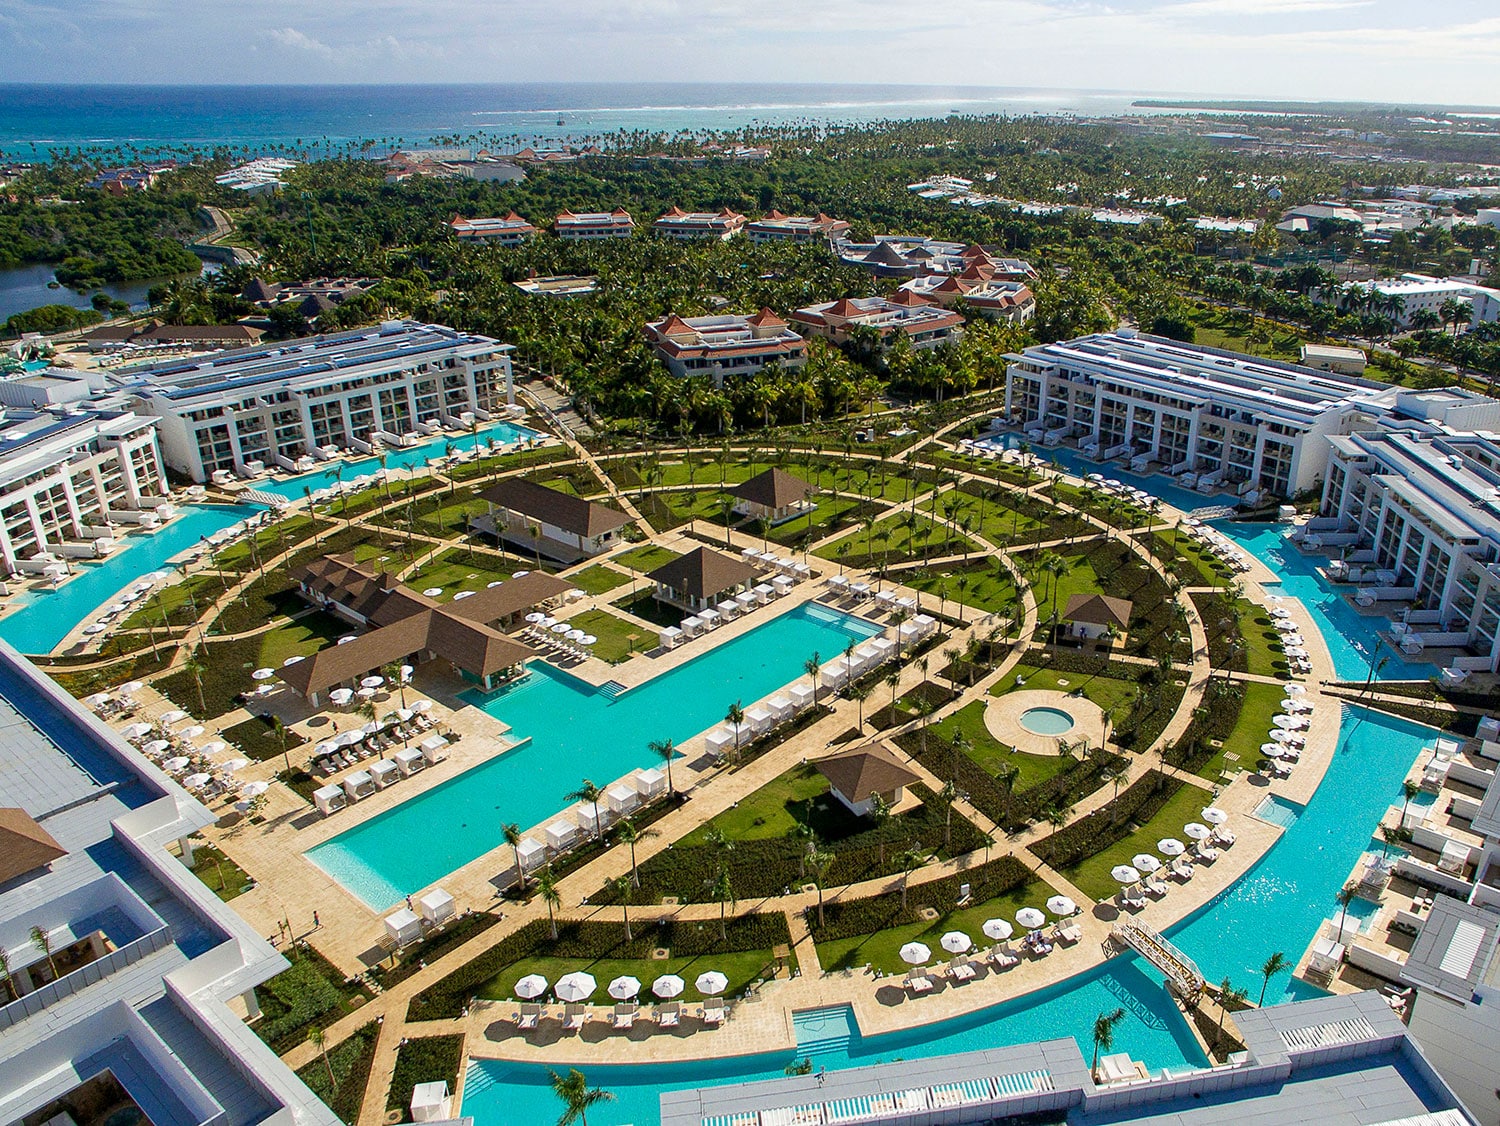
[1018, 706, 1077, 736]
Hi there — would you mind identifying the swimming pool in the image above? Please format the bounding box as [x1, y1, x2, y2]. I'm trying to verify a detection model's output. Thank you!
[983, 441, 1429, 682]
[1018, 706, 1076, 736]
[253, 421, 540, 499]
[0, 504, 263, 655]
[459, 703, 1438, 1125]
[306, 603, 882, 908]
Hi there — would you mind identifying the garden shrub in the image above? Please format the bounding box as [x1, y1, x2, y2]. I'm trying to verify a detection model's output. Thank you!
[1031, 770, 1183, 870]
[388, 1034, 465, 1111]
[807, 855, 1033, 941]
[296, 1022, 379, 1123]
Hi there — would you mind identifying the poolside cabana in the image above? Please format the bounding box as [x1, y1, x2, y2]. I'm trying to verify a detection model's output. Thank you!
[658, 625, 684, 650]
[516, 837, 546, 873]
[313, 784, 346, 816]
[771, 575, 795, 597]
[788, 683, 816, 712]
[544, 819, 578, 851]
[342, 770, 376, 801]
[605, 781, 640, 816]
[705, 727, 736, 759]
[418, 887, 456, 926]
[767, 695, 794, 724]
[820, 663, 848, 691]
[647, 547, 760, 612]
[573, 802, 600, 836]
[419, 733, 449, 763]
[631, 767, 667, 799]
[384, 907, 423, 948]
[699, 606, 722, 630]
[370, 759, 399, 788]
[745, 704, 775, 736]
[716, 599, 740, 621]
[680, 616, 703, 638]
[395, 747, 425, 776]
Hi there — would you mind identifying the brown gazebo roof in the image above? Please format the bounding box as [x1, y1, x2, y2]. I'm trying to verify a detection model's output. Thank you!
[731, 468, 814, 510]
[0, 808, 67, 884]
[647, 547, 758, 602]
[1062, 592, 1133, 629]
[478, 478, 630, 539]
[815, 744, 920, 804]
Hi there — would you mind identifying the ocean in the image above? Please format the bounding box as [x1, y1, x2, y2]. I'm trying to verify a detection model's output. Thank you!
[0, 82, 1174, 159]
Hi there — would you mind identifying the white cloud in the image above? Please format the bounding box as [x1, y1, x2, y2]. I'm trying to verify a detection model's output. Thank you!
[264, 27, 334, 56]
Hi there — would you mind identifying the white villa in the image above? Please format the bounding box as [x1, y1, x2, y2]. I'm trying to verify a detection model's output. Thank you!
[653, 207, 748, 240]
[644, 310, 807, 384]
[121, 322, 514, 482]
[448, 213, 537, 245]
[554, 209, 634, 240]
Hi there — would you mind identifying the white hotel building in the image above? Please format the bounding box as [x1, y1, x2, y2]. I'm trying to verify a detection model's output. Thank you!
[0, 409, 168, 576]
[123, 321, 514, 483]
[1004, 330, 1401, 499]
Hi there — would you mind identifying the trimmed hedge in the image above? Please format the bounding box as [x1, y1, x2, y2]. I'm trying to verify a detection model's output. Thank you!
[407, 913, 793, 1022]
[253, 944, 370, 1054]
[296, 1022, 379, 1124]
[388, 1034, 465, 1112]
[807, 854, 1034, 940]
[1031, 770, 1183, 870]
[373, 911, 503, 989]
[1161, 678, 1245, 773]
[591, 783, 984, 905]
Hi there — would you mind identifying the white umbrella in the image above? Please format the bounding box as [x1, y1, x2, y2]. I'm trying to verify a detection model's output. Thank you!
[1183, 822, 1211, 841]
[550, 622, 571, 634]
[180, 724, 206, 739]
[315, 741, 340, 756]
[514, 570, 531, 578]
[652, 974, 685, 999]
[487, 580, 504, 588]
[85, 692, 111, 707]
[163, 756, 190, 772]
[422, 587, 443, 597]
[982, 918, 1014, 942]
[400, 665, 414, 682]
[1016, 908, 1046, 929]
[515, 974, 548, 999]
[607, 975, 641, 1000]
[1112, 865, 1142, 884]
[1158, 838, 1186, 857]
[1132, 854, 1161, 873]
[525, 612, 545, 623]
[1046, 895, 1077, 917]
[222, 758, 250, 772]
[122, 722, 153, 740]
[241, 780, 270, 798]
[566, 629, 587, 642]
[453, 590, 475, 601]
[121, 680, 144, 694]
[160, 709, 189, 724]
[898, 942, 931, 966]
[202, 740, 228, 755]
[694, 970, 729, 995]
[1285, 683, 1307, 696]
[555, 972, 596, 1002]
[1201, 807, 1228, 826]
[183, 772, 212, 790]
[361, 675, 384, 689]
[939, 931, 972, 954]
[1262, 742, 1287, 759]
[357, 687, 377, 699]
[1271, 729, 1299, 743]
[411, 699, 432, 713]
[329, 687, 354, 704]
[581, 635, 598, 646]
[1272, 715, 1303, 729]
[336, 730, 364, 746]
[251, 668, 276, 681]
[540, 616, 558, 627]
[337, 636, 358, 645]
[394, 707, 414, 722]
[283, 655, 305, 667]
[143, 739, 172, 756]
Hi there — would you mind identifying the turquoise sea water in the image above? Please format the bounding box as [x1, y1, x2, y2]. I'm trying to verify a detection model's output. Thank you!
[305, 603, 881, 908]
[253, 421, 540, 499]
[0, 504, 261, 654]
[462, 703, 1437, 1125]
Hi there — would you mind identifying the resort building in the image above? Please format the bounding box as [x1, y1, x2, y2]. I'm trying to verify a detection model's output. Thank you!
[83, 322, 265, 353]
[815, 743, 920, 816]
[652, 207, 748, 240]
[745, 211, 851, 243]
[473, 478, 630, 563]
[790, 294, 965, 350]
[1301, 343, 1369, 375]
[834, 237, 1036, 280]
[448, 213, 537, 245]
[0, 409, 168, 576]
[0, 639, 341, 1126]
[899, 271, 1037, 324]
[730, 467, 815, 525]
[663, 991, 1477, 1126]
[1312, 415, 1500, 675]
[553, 209, 634, 240]
[647, 546, 759, 611]
[1003, 329, 1403, 499]
[1334, 275, 1500, 330]
[120, 321, 514, 482]
[512, 273, 599, 297]
[644, 310, 807, 384]
[286, 556, 569, 703]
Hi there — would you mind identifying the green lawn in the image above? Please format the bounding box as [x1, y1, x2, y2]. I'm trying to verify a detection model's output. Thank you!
[816, 874, 1055, 975]
[1235, 601, 1290, 679]
[927, 701, 1078, 792]
[635, 488, 736, 532]
[989, 662, 1139, 717]
[404, 550, 525, 597]
[567, 564, 633, 595]
[1209, 680, 1288, 779]
[417, 495, 490, 538]
[1138, 529, 1232, 589]
[901, 562, 1018, 617]
[1023, 550, 1107, 627]
[678, 762, 868, 847]
[760, 495, 874, 549]
[256, 611, 349, 667]
[566, 608, 649, 663]
[184, 843, 253, 900]
[477, 948, 782, 1006]
[813, 510, 978, 569]
[122, 572, 227, 629]
[1061, 780, 1212, 902]
[613, 544, 682, 573]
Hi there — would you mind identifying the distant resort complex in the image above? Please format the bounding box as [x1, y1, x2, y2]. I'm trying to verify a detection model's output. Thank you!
[5, 162, 1500, 1126]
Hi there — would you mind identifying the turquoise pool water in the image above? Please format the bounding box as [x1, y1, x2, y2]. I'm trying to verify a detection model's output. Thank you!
[306, 603, 882, 908]
[990, 442, 1428, 683]
[1018, 706, 1076, 736]
[460, 702, 1439, 1125]
[254, 421, 540, 499]
[0, 504, 263, 655]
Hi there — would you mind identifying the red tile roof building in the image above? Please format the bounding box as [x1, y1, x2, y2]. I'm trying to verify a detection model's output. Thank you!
[746, 211, 851, 243]
[789, 295, 965, 349]
[899, 271, 1037, 324]
[554, 209, 635, 240]
[653, 207, 748, 241]
[644, 309, 807, 383]
[449, 212, 537, 245]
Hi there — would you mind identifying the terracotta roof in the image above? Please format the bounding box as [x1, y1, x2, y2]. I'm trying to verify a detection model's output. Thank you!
[887, 289, 934, 307]
[825, 298, 861, 319]
[477, 478, 630, 539]
[1062, 592, 1133, 628]
[647, 547, 758, 602]
[932, 276, 969, 294]
[815, 744, 920, 804]
[744, 307, 787, 328]
[958, 263, 995, 282]
[765, 209, 786, 219]
[732, 468, 813, 510]
[241, 278, 281, 302]
[0, 808, 67, 883]
[651, 314, 695, 338]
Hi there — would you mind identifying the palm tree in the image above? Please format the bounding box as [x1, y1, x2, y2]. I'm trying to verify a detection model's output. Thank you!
[1398, 779, 1421, 829]
[383, 661, 408, 708]
[537, 867, 561, 939]
[1336, 881, 1359, 942]
[848, 681, 872, 730]
[503, 822, 529, 892]
[615, 818, 657, 887]
[804, 653, 822, 708]
[896, 845, 925, 910]
[869, 792, 893, 865]
[183, 656, 208, 716]
[648, 737, 677, 794]
[30, 925, 57, 981]
[1091, 1007, 1127, 1080]
[0, 947, 13, 1002]
[263, 715, 293, 777]
[884, 668, 901, 718]
[809, 848, 835, 928]
[549, 1068, 615, 1126]
[566, 780, 604, 839]
[1259, 951, 1287, 1006]
[725, 701, 746, 760]
[614, 875, 634, 942]
[710, 869, 735, 942]
[308, 1026, 335, 1088]
[791, 822, 818, 879]
[1215, 978, 1248, 1045]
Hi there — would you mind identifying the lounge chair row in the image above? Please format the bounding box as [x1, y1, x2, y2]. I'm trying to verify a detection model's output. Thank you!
[513, 997, 725, 1031]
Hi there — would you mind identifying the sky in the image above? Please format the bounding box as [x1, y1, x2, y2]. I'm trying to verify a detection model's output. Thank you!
[3, 0, 1500, 105]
